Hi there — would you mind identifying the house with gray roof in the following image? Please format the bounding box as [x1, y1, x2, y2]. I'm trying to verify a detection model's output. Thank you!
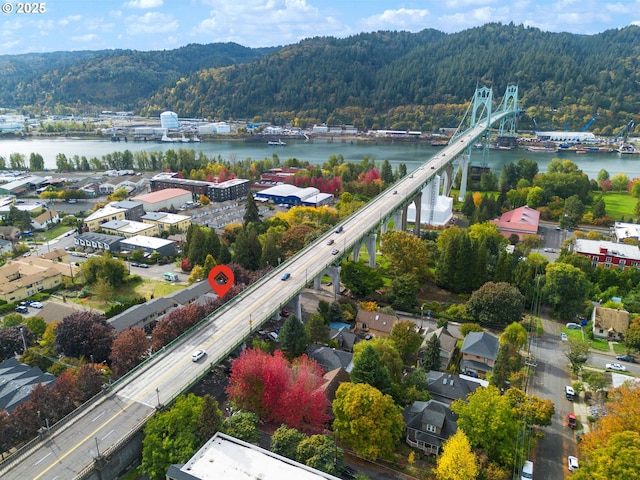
[403, 399, 458, 456]
[0, 358, 56, 413]
[111, 200, 145, 221]
[421, 326, 458, 370]
[425, 372, 487, 406]
[306, 345, 354, 373]
[165, 280, 215, 305]
[460, 331, 499, 378]
[108, 297, 175, 332]
[75, 232, 123, 252]
[329, 326, 359, 352]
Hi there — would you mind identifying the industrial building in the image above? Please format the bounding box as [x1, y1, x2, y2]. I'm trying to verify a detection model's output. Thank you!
[132, 188, 193, 212]
[254, 184, 333, 207]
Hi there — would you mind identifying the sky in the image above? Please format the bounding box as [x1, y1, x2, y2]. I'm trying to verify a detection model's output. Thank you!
[1, 0, 640, 55]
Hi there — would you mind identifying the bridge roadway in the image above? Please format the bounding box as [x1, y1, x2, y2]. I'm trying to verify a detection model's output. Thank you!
[1, 111, 512, 480]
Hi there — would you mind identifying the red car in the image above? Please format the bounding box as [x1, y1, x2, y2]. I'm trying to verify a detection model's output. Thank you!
[567, 413, 577, 429]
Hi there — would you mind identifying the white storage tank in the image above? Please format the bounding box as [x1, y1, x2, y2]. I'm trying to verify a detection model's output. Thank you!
[160, 111, 179, 129]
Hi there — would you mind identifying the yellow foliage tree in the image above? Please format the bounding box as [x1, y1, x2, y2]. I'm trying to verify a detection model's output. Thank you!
[473, 192, 483, 207]
[359, 301, 379, 312]
[435, 430, 478, 480]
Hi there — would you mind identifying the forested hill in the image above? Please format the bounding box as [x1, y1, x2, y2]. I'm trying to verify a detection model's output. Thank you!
[2, 23, 640, 134]
[141, 23, 640, 133]
[0, 43, 275, 112]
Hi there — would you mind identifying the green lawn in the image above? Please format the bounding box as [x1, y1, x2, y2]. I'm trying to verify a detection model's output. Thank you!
[601, 192, 636, 220]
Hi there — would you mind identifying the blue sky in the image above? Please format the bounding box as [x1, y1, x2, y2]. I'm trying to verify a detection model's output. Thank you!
[2, 0, 639, 55]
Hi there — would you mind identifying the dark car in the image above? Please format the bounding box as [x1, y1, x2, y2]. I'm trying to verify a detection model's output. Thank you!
[616, 354, 636, 363]
[341, 466, 357, 479]
[15, 305, 28, 314]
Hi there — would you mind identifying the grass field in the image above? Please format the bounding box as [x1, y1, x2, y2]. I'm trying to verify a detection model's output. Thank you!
[600, 192, 636, 220]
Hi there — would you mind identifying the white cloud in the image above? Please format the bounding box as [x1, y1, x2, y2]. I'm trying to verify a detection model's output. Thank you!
[71, 34, 100, 43]
[59, 15, 82, 26]
[123, 0, 163, 9]
[125, 12, 179, 35]
[193, 0, 349, 47]
[360, 8, 430, 31]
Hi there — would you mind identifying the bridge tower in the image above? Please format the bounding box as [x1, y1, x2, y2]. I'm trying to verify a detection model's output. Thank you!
[497, 85, 519, 142]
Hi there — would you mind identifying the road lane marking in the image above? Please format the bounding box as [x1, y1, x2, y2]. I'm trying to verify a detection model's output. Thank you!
[91, 411, 106, 422]
[33, 452, 51, 466]
[101, 429, 115, 441]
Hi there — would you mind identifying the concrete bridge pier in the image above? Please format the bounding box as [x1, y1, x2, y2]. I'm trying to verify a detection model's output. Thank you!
[313, 265, 342, 297]
[391, 211, 402, 232]
[412, 192, 422, 236]
[457, 154, 470, 201]
[352, 233, 377, 268]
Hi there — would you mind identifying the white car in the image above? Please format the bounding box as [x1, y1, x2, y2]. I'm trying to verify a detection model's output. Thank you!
[560, 332, 568, 341]
[30, 301, 44, 309]
[605, 362, 626, 372]
[568, 455, 579, 471]
[191, 350, 206, 362]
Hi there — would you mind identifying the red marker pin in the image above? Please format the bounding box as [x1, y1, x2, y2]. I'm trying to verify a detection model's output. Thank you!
[208, 265, 235, 298]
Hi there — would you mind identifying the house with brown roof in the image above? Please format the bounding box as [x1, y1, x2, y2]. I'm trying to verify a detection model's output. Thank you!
[592, 306, 629, 341]
[355, 310, 399, 338]
[31, 209, 59, 230]
[0, 257, 78, 302]
[421, 326, 458, 370]
[320, 367, 350, 408]
[490, 205, 540, 241]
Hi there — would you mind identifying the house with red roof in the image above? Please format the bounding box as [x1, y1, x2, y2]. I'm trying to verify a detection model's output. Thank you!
[490, 205, 540, 241]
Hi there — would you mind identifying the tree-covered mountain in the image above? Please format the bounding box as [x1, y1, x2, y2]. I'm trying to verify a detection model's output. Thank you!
[0, 43, 276, 113]
[141, 23, 640, 133]
[2, 23, 639, 134]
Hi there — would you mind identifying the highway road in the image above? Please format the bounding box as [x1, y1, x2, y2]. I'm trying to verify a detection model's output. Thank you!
[1, 112, 513, 480]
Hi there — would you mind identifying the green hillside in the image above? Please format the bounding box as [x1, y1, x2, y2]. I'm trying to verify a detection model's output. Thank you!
[2, 23, 639, 133]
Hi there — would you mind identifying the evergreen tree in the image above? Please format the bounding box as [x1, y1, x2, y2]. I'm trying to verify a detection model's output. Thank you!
[218, 241, 232, 264]
[195, 394, 223, 444]
[328, 302, 344, 324]
[461, 192, 476, 218]
[380, 159, 394, 184]
[279, 315, 309, 358]
[305, 313, 330, 344]
[592, 196, 606, 219]
[350, 344, 392, 395]
[243, 192, 261, 228]
[260, 230, 282, 268]
[233, 226, 262, 271]
[422, 334, 441, 372]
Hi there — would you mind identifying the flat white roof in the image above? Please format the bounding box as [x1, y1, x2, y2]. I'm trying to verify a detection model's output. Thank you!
[177, 433, 341, 480]
[613, 222, 640, 241]
[119, 235, 174, 249]
[575, 239, 640, 259]
[84, 204, 127, 222]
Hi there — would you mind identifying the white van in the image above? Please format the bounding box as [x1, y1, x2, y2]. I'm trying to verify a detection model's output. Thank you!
[521, 460, 533, 480]
[163, 272, 179, 282]
[565, 385, 575, 401]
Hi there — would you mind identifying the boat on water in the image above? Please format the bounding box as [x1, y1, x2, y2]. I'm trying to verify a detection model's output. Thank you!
[618, 143, 636, 154]
[268, 139, 286, 146]
[526, 145, 558, 153]
[161, 134, 176, 143]
[192, 135, 201, 143]
[181, 134, 191, 143]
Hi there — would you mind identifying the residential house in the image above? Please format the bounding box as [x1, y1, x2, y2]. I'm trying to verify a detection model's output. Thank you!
[100, 219, 159, 238]
[421, 326, 458, 370]
[307, 344, 354, 373]
[83, 204, 127, 232]
[490, 205, 540, 241]
[108, 297, 176, 332]
[164, 280, 214, 306]
[0, 358, 56, 413]
[425, 372, 487, 406]
[403, 399, 458, 456]
[460, 331, 500, 378]
[40, 248, 69, 264]
[574, 239, 640, 270]
[329, 326, 359, 352]
[0, 238, 13, 255]
[0, 226, 21, 242]
[355, 310, 399, 338]
[320, 367, 351, 409]
[0, 257, 78, 302]
[31, 209, 59, 231]
[141, 211, 191, 233]
[591, 306, 630, 341]
[110, 200, 145, 221]
[98, 175, 144, 195]
[75, 232, 123, 253]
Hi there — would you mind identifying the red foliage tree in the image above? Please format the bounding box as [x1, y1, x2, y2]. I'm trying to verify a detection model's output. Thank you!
[111, 328, 151, 377]
[75, 364, 105, 401]
[227, 349, 329, 433]
[181, 257, 192, 272]
[54, 311, 114, 363]
[151, 303, 208, 351]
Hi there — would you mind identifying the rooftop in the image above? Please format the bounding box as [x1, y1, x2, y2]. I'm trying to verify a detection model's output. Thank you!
[575, 239, 640, 259]
[133, 188, 192, 203]
[119, 235, 175, 249]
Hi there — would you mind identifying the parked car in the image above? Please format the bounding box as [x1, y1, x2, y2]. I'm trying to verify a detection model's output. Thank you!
[615, 354, 636, 363]
[560, 332, 568, 341]
[605, 362, 626, 372]
[568, 455, 579, 471]
[191, 350, 206, 362]
[15, 305, 28, 314]
[566, 322, 582, 330]
[30, 301, 44, 309]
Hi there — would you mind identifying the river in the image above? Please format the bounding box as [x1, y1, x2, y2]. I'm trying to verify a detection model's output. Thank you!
[1, 137, 637, 179]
